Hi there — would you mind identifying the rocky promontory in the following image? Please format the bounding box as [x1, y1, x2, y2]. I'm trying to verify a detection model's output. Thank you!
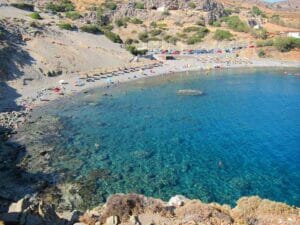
[0, 193, 299, 225]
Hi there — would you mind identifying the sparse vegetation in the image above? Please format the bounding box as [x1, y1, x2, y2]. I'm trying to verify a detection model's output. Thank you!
[157, 23, 168, 30]
[149, 29, 162, 37]
[58, 23, 75, 30]
[104, 31, 123, 43]
[103, 1, 117, 10]
[187, 35, 203, 45]
[150, 21, 157, 28]
[183, 26, 202, 33]
[29, 12, 42, 20]
[96, 9, 110, 26]
[250, 28, 268, 40]
[212, 21, 221, 27]
[163, 35, 178, 45]
[224, 9, 233, 16]
[274, 37, 300, 52]
[258, 49, 266, 57]
[124, 38, 139, 45]
[130, 18, 143, 25]
[176, 32, 188, 39]
[138, 31, 149, 43]
[46, 0, 75, 13]
[11, 3, 34, 11]
[162, 10, 170, 16]
[188, 2, 197, 9]
[196, 17, 206, 26]
[251, 6, 265, 17]
[268, 15, 285, 27]
[224, 16, 249, 32]
[115, 19, 127, 27]
[80, 25, 101, 34]
[125, 45, 147, 55]
[66, 11, 82, 20]
[134, 2, 145, 9]
[213, 29, 233, 41]
[256, 39, 274, 47]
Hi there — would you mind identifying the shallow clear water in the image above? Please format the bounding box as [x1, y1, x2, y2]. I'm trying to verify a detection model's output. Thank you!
[25, 69, 300, 207]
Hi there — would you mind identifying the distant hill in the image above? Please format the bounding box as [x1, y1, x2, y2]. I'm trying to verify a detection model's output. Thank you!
[220, 0, 300, 11]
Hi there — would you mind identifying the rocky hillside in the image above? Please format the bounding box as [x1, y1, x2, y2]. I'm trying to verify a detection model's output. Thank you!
[1, 193, 299, 225]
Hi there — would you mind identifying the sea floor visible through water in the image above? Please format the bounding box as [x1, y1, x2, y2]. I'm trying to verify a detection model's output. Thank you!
[15, 68, 300, 209]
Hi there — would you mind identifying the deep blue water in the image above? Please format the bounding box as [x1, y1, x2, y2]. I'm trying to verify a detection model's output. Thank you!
[28, 69, 300, 207]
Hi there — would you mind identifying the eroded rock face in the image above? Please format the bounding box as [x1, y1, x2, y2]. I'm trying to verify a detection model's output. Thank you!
[78, 194, 299, 225]
[144, 0, 180, 10]
[1, 194, 299, 225]
[203, 0, 227, 24]
[0, 195, 68, 225]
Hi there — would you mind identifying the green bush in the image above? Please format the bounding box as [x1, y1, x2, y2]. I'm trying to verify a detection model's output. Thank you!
[58, 23, 75, 30]
[104, 31, 123, 43]
[258, 49, 266, 57]
[274, 37, 300, 52]
[250, 28, 268, 40]
[195, 27, 209, 38]
[187, 35, 202, 45]
[134, 2, 144, 9]
[150, 29, 162, 37]
[130, 18, 143, 24]
[115, 19, 126, 27]
[183, 26, 201, 33]
[138, 31, 149, 42]
[150, 21, 157, 28]
[176, 32, 188, 39]
[104, 2, 117, 10]
[102, 24, 114, 31]
[96, 10, 110, 26]
[269, 15, 285, 26]
[256, 39, 274, 47]
[252, 6, 265, 17]
[157, 23, 168, 30]
[66, 11, 82, 20]
[46, 0, 75, 13]
[80, 25, 101, 34]
[196, 17, 205, 26]
[163, 35, 178, 45]
[224, 16, 249, 32]
[188, 2, 196, 9]
[224, 8, 233, 16]
[213, 29, 233, 40]
[125, 45, 147, 55]
[212, 21, 221, 27]
[125, 38, 134, 45]
[11, 3, 34, 11]
[29, 12, 42, 20]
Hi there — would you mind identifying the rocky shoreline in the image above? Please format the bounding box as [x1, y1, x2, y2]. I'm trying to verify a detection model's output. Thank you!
[0, 193, 299, 225]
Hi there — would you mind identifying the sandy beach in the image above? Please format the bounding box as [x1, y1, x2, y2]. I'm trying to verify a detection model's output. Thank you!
[4, 56, 300, 109]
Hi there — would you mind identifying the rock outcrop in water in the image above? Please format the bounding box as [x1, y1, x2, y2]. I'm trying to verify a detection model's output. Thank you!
[177, 89, 204, 96]
[1, 194, 298, 225]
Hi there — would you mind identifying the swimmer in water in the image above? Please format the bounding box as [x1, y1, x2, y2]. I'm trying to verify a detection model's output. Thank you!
[218, 160, 223, 168]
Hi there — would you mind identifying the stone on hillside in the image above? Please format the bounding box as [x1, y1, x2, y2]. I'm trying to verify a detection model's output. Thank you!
[129, 215, 141, 225]
[106, 215, 119, 225]
[168, 195, 189, 207]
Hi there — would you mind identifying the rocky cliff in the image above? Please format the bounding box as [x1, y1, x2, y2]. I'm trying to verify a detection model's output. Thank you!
[1, 194, 299, 225]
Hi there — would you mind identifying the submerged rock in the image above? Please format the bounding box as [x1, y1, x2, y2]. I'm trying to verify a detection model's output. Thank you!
[177, 89, 204, 96]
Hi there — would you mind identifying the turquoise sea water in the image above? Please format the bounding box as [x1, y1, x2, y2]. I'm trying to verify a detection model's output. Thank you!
[26, 69, 300, 207]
